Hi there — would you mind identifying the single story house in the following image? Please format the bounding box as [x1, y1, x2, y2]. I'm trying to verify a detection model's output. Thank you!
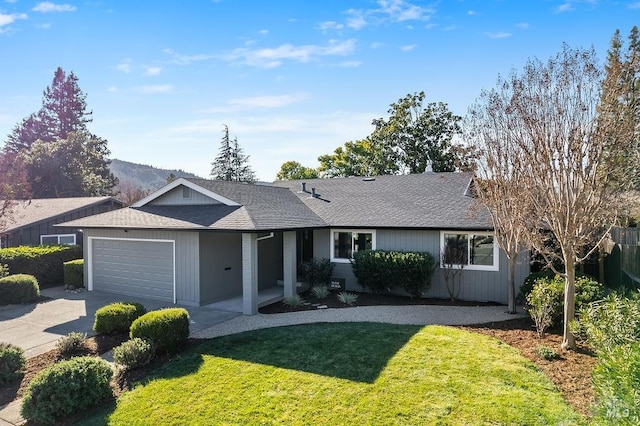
[58, 173, 530, 315]
[1, 197, 124, 248]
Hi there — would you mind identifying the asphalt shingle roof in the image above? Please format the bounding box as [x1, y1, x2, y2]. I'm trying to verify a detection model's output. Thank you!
[59, 173, 491, 232]
[272, 173, 492, 230]
[2, 197, 122, 232]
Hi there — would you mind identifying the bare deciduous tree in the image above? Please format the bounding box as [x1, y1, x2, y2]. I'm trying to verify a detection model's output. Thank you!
[469, 44, 636, 350]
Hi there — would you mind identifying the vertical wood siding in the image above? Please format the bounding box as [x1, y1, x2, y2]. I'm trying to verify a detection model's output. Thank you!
[199, 232, 243, 303]
[313, 228, 530, 305]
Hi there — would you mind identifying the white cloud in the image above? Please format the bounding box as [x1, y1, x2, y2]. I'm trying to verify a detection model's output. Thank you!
[401, 44, 417, 51]
[116, 61, 132, 73]
[32, 2, 77, 13]
[317, 21, 344, 32]
[467, 10, 477, 16]
[336, 60, 362, 67]
[555, 3, 573, 13]
[629, 2, 640, 8]
[134, 85, 174, 94]
[224, 39, 356, 68]
[516, 22, 530, 30]
[0, 12, 27, 28]
[108, 86, 118, 92]
[163, 48, 215, 65]
[233, 93, 308, 108]
[370, 42, 385, 49]
[345, 9, 367, 29]
[144, 66, 162, 76]
[259, 29, 268, 35]
[486, 31, 511, 39]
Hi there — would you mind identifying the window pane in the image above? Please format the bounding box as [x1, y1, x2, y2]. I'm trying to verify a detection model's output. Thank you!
[334, 232, 353, 259]
[353, 233, 372, 254]
[443, 234, 468, 265]
[470, 235, 494, 266]
[41, 236, 58, 245]
[59, 235, 76, 245]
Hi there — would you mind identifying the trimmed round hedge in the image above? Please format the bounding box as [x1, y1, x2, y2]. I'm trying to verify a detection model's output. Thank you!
[130, 308, 190, 354]
[0, 274, 39, 304]
[20, 356, 113, 425]
[0, 342, 26, 386]
[93, 302, 147, 334]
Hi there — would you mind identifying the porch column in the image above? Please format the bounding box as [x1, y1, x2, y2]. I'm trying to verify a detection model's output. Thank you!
[283, 231, 297, 299]
[242, 233, 258, 315]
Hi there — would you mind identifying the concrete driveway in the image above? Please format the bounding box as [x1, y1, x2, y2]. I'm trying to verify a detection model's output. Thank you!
[0, 286, 241, 358]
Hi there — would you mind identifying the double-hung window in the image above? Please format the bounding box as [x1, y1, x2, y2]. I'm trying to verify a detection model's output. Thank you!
[440, 231, 498, 271]
[40, 234, 76, 246]
[331, 229, 375, 262]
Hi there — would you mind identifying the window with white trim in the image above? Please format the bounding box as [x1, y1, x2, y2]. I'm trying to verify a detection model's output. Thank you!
[330, 229, 376, 262]
[440, 231, 498, 271]
[40, 234, 76, 246]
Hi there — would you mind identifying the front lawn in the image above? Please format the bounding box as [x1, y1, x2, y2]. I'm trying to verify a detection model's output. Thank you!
[82, 323, 583, 425]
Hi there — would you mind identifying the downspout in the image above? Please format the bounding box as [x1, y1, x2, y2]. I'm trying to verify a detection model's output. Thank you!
[256, 232, 275, 242]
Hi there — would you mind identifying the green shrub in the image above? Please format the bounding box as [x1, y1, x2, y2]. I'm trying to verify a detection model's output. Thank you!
[0, 342, 26, 386]
[0, 274, 40, 304]
[299, 258, 334, 287]
[283, 294, 306, 309]
[0, 263, 8, 278]
[536, 345, 560, 361]
[337, 291, 358, 306]
[526, 278, 563, 337]
[113, 338, 155, 370]
[130, 308, 190, 354]
[93, 302, 147, 334]
[56, 332, 88, 358]
[0, 245, 82, 287]
[63, 259, 84, 288]
[310, 285, 330, 300]
[352, 250, 436, 297]
[21, 356, 113, 425]
[592, 342, 640, 425]
[573, 292, 640, 354]
[521, 273, 605, 327]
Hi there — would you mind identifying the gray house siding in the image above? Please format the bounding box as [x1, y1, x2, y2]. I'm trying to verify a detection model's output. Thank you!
[312, 228, 529, 305]
[258, 233, 284, 289]
[82, 229, 201, 306]
[149, 185, 219, 206]
[199, 232, 243, 304]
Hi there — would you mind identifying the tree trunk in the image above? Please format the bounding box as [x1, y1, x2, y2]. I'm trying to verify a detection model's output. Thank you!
[508, 255, 517, 314]
[561, 258, 577, 350]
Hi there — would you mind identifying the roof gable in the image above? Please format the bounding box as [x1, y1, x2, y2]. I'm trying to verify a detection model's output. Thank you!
[133, 178, 240, 207]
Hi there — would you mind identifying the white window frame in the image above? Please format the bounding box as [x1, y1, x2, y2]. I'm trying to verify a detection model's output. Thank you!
[330, 229, 376, 263]
[40, 234, 76, 246]
[440, 231, 499, 271]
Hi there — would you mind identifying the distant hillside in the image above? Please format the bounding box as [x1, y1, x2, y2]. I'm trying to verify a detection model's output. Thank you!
[110, 158, 201, 193]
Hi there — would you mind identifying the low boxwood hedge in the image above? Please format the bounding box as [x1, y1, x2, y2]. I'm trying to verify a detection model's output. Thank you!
[20, 356, 113, 425]
[63, 259, 83, 288]
[130, 308, 190, 354]
[0, 274, 40, 304]
[0, 342, 26, 386]
[93, 302, 147, 334]
[0, 245, 82, 287]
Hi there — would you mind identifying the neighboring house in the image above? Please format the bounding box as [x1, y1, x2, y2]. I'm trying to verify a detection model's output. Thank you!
[0, 197, 124, 248]
[58, 173, 530, 315]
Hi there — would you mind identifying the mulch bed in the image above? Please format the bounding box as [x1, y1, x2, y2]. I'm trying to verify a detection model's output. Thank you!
[1, 293, 598, 421]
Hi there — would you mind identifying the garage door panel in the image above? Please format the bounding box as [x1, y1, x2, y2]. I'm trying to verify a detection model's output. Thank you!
[92, 239, 174, 301]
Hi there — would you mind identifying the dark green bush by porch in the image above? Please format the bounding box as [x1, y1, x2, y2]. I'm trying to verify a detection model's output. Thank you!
[130, 308, 190, 354]
[352, 250, 436, 297]
[0, 245, 82, 287]
[20, 356, 113, 425]
[299, 257, 334, 287]
[0, 274, 40, 304]
[63, 259, 84, 288]
[93, 302, 147, 334]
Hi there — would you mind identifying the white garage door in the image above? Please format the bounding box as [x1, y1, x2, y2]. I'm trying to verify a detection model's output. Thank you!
[90, 238, 174, 302]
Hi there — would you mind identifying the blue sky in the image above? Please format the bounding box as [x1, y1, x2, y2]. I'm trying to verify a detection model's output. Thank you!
[0, 1, 637, 181]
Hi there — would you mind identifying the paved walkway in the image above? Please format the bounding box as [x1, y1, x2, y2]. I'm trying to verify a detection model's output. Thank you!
[0, 290, 526, 426]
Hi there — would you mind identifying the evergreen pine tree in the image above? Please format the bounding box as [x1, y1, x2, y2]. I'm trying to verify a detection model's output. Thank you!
[210, 125, 256, 182]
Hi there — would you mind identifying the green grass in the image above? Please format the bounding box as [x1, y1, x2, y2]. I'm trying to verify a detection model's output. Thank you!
[81, 323, 583, 425]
